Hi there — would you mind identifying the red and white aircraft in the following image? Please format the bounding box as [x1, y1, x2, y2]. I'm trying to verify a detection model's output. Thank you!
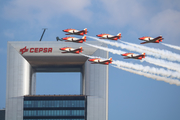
[60, 47, 83, 54]
[88, 57, 113, 65]
[56, 36, 86, 43]
[96, 33, 121, 40]
[138, 35, 164, 44]
[62, 28, 88, 36]
[121, 53, 146, 60]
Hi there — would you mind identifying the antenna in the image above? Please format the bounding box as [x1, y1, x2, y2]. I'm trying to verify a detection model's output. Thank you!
[39, 28, 48, 41]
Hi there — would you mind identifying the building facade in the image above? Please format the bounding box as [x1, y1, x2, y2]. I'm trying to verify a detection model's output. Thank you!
[23, 95, 86, 120]
[0, 109, 5, 120]
[6, 41, 108, 120]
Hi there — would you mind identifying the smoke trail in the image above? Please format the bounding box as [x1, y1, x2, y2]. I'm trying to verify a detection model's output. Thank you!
[85, 43, 126, 55]
[144, 57, 180, 73]
[112, 65, 180, 86]
[85, 42, 180, 72]
[161, 43, 180, 50]
[120, 40, 180, 62]
[88, 36, 180, 62]
[112, 60, 180, 79]
[80, 53, 180, 85]
[80, 53, 100, 59]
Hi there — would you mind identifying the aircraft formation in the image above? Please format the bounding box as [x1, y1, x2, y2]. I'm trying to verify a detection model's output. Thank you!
[56, 28, 164, 65]
[54, 28, 180, 86]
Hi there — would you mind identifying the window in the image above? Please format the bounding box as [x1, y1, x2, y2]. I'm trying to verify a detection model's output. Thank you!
[24, 100, 85, 108]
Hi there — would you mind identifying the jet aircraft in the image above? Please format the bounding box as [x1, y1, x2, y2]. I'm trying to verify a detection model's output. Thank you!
[88, 57, 113, 65]
[96, 33, 121, 40]
[60, 47, 83, 54]
[56, 36, 86, 43]
[121, 53, 146, 60]
[62, 28, 88, 36]
[138, 35, 164, 44]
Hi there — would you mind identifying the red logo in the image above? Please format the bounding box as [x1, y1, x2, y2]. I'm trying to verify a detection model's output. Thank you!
[20, 46, 53, 54]
[20, 46, 29, 54]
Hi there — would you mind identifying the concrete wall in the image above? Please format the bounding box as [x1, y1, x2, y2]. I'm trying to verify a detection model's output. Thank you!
[83, 44, 108, 120]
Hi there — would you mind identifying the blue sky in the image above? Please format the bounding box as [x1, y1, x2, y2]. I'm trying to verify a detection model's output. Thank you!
[0, 0, 180, 120]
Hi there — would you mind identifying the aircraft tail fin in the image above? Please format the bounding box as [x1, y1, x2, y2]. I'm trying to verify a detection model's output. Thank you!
[117, 33, 122, 39]
[109, 57, 113, 63]
[79, 47, 83, 52]
[142, 53, 146, 58]
[159, 36, 164, 42]
[84, 28, 88, 34]
[56, 37, 60, 41]
[56, 36, 62, 41]
[82, 36, 86, 42]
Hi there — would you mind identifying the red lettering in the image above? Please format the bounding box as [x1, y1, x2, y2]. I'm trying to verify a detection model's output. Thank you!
[48, 48, 52, 53]
[34, 48, 38, 53]
[39, 48, 43, 52]
[24, 47, 52, 53]
[44, 48, 47, 53]
[30, 48, 34, 53]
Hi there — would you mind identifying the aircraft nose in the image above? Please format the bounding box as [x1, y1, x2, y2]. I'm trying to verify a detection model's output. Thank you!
[63, 29, 68, 32]
[88, 59, 93, 61]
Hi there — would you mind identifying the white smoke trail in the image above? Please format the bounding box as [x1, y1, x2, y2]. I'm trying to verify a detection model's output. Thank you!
[120, 40, 180, 62]
[88, 36, 180, 62]
[112, 65, 180, 86]
[144, 57, 180, 73]
[85, 43, 126, 55]
[112, 60, 180, 79]
[80, 53, 180, 85]
[161, 43, 180, 50]
[80, 53, 101, 59]
[85, 42, 180, 72]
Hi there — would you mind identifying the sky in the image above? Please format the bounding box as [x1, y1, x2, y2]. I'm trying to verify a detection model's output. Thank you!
[0, 0, 180, 120]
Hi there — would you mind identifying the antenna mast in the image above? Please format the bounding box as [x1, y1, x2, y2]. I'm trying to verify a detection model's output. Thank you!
[39, 28, 48, 41]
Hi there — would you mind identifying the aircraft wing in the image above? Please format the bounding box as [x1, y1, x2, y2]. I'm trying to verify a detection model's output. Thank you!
[124, 54, 143, 59]
[74, 39, 83, 42]
[151, 36, 162, 42]
[132, 55, 143, 59]
[72, 30, 86, 34]
[140, 36, 163, 44]
[99, 60, 109, 63]
[141, 39, 160, 44]
[99, 58, 112, 64]
[65, 31, 82, 35]
[109, 36, 118, 39]
[140, 41, 152, 44]
[70, 48, 81, 52]
[76, 30, 83, 33]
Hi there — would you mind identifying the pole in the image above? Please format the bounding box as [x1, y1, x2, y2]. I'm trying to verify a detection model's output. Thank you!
[39, 28, 47, 41]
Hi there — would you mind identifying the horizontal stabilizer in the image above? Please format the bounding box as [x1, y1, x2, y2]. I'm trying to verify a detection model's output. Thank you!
[56, 37, 63, 41]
